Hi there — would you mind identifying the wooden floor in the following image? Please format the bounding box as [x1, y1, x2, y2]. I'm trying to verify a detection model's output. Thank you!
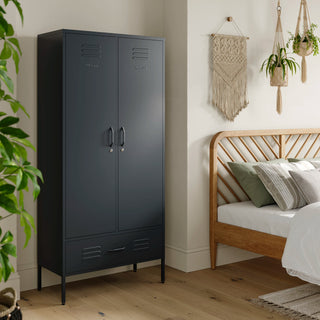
[20, 257, 305, 320]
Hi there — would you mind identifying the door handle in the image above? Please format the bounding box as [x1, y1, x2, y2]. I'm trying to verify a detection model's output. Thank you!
[120, 126, 125, 151]
[108, 127, 114, 152]
[106, 247, 126, 254]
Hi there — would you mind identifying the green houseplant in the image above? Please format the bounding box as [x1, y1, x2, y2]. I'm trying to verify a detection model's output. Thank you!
[260, 46, 299, 86]
[287, 24, 320, 57]
[0, 0, 43, 284]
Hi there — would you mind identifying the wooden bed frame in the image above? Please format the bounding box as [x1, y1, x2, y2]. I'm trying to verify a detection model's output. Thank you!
[209, 128, 320, 269]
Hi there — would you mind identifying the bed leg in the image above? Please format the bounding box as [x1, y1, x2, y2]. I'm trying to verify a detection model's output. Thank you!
[210, 241, 218, 269]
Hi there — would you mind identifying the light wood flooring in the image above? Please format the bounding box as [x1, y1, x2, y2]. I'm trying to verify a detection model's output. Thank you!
[20, 257, 305, 320]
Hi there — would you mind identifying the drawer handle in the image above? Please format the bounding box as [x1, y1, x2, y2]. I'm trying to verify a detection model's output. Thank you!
[107, 247, 126, 254]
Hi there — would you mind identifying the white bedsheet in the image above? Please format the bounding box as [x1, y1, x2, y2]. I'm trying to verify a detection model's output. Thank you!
[282, 202, 320, 285]
[218, 201, 298, 237]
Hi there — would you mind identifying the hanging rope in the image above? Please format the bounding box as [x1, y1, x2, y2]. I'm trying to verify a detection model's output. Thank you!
[271, 0, 287, 114]
[273, 1, 286, 55]
[211, 16, 248, 39]
[295, 0, 313, 83]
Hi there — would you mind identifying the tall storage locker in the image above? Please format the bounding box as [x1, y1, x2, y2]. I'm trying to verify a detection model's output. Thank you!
[37, 29, 165, 305]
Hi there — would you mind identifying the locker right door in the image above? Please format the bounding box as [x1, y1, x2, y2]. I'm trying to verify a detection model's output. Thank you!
[118, 37, 164, 231]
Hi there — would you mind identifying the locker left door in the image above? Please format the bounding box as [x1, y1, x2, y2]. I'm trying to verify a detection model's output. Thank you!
[65, 32, 117, 238]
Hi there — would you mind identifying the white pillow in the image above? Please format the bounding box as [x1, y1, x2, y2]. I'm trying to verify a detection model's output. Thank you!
[253, 161, 315, 211]
[310, 160, 320, 169]
[289, 169, 320, 205]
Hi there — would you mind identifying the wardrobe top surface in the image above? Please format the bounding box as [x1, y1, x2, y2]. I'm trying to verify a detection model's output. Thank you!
[38, 29, 165, 42]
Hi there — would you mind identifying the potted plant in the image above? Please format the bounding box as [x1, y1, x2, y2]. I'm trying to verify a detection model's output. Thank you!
[0, 0, 43, 318]
[260, 46, 299, 87]
[287, 24, 320, 57]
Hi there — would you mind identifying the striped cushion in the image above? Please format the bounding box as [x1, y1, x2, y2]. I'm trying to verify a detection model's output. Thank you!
[254, 161, 315, 211]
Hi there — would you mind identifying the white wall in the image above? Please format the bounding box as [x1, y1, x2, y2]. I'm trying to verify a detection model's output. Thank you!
[186, 0, 320, 271]
[163, 0, 189, 271]
[15, 0, 164, 291]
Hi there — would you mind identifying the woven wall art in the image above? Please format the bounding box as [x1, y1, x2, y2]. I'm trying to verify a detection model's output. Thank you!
[212, 34, 248, 121]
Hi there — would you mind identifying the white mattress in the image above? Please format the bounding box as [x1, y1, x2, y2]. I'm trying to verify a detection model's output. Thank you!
[218, 201, 299, 237]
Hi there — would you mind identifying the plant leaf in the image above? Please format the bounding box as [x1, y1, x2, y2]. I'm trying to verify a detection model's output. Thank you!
[25, 165, 43, 182]
[0, 15, 8, 34]
[20, 212, 32, 247]
[13, 142, 27, 161]
[8, 38, 21, 55]
[12, 138, 35, 151]
[9, 101, 29, 117]
[0, 134, 13, 159]
[0, 231, 13, 244]
[12, 0, 23, 23]
[0, 251, 13, 282]
[2, 243, 16, 257]
[6, 23, 13, 36]
[25, 171, 40, 199]
[0, 116, 19, 127]
[0, 194, 19, 213]
[0, 184, 15, 194]
[0, 69, 13, 93]
[12, 49, 19, 74]
[17, 170, 28, 191]
[0, 41, 11, 59]
[0, 127, 29, 138]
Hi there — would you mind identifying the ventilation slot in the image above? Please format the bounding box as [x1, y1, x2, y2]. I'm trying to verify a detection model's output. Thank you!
[132, 48, 149, 61]
[81, 44, 102, 58]
[133, 238, 150, 251]
[82, 246, 102, 260]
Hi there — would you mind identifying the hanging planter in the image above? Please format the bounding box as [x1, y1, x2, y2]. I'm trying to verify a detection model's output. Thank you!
[260, 1, 299, 114]
[287, 0, 320, 83]
[270, 66, 288, 87]
[294, 41, 314, 57]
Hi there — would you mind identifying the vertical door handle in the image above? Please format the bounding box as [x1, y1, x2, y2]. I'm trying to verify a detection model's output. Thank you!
[108, 127, 114, 152]
[120, 127, 125, 152]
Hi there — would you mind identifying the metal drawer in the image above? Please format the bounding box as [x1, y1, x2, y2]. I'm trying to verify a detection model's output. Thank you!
[65, 228, 163, 275]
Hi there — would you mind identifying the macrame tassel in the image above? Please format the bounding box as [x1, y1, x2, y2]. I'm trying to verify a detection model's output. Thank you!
[277, 86, 282, 114]
[301, 55, 307, 83]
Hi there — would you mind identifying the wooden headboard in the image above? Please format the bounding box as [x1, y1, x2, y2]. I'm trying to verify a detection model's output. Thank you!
[209, 128, 320, 218]
[209, 129, 320, 268]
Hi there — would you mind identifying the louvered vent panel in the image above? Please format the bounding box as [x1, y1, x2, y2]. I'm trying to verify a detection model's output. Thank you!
[133, 238, 150, 251]
[82, 246, 102, 260]
[81, 43, 102, 58]
[132, 47, 149, 61]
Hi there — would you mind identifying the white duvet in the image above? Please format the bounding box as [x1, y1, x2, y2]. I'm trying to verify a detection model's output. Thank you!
[282, 202, 320, 285]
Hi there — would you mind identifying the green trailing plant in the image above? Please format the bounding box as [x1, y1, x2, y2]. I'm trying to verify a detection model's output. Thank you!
[0, 0, 43, 282]
[260, 47, 300, 79]
[287, 24, 320, 56]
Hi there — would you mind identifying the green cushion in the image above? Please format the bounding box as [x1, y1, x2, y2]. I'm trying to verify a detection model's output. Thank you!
[228, 159, 287, 208]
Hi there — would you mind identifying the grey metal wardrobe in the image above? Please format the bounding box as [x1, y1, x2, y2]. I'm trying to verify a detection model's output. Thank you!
[37, 29, 165, 305]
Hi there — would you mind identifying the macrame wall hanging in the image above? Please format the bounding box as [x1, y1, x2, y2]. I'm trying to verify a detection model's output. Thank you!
[211, 17, 249, 121]
[294, 0, 313, 83]
[270, 0, 287, 114]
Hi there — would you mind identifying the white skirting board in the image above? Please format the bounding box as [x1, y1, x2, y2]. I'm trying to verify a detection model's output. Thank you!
[165, 244, 260, 272]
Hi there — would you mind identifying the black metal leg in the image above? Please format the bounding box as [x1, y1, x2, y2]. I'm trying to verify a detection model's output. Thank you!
[61, 276, 66, 305]
[37, 265, 42, 291]
[133, 263, 137, 272]
[161, 258, 165, 283]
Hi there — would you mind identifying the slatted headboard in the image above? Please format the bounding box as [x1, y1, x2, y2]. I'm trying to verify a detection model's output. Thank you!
[208, 129, 320, 267]
[209, 129, 320, 219]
